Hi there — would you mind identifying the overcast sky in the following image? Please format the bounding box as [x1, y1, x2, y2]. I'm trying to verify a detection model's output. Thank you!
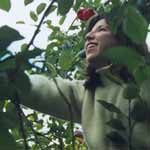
[0, 0, 76, 53]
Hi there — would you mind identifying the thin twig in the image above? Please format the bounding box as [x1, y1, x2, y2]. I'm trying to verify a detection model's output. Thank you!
[58, 137, 64, 150]
[128, 99, 132, 150]
[20, 110, 45, 150]
[13, 93, 29, 150]
[66, 16, 77, 34]
[53, 78, 75, 150]
[26, 0, 57, 50]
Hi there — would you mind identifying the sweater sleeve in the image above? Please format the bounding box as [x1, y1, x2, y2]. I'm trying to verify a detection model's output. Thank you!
[17, 74, 85, 123]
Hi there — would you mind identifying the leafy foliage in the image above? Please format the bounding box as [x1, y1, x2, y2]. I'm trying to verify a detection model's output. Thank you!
[0, 0, 149, 149]
[106, 131, 127, 146]
[0, 26, 24, 49]
[57, 0, 74, 15]
[102, 46, 144, 71]
[123, 5, 148, 43]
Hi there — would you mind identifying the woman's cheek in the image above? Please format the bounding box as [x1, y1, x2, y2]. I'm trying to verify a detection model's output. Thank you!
[101, 35, 118, 51]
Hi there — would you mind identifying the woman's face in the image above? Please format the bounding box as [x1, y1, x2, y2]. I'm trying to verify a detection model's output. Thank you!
[85, 18, 118, 67]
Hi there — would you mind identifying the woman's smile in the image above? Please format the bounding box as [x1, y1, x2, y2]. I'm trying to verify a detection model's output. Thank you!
[86, 42, 98, 53]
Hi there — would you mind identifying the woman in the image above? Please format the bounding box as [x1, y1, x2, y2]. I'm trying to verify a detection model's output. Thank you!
[17, 14, 150, 150]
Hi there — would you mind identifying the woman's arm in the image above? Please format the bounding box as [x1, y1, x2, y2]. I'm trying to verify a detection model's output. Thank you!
[17, 74, 85, 123]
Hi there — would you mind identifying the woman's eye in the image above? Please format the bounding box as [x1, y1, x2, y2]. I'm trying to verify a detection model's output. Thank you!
[98, 27, 106, 31]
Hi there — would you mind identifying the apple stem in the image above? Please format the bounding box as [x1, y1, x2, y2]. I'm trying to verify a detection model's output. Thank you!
[66, 16, 77, 34]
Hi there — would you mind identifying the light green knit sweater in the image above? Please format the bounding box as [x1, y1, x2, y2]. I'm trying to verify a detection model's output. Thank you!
[17, 73, 150, 150]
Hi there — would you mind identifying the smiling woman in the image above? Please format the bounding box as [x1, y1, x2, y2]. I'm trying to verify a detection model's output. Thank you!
[0, 0, 150, 149]
[85, 18, 118, 67]
[13, 12, 150, 150]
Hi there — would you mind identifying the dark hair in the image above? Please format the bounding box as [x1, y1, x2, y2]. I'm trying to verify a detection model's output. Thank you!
[85, 14, 107, 34]
[84, 65, 104, 90]
[84, 14, 148, 89]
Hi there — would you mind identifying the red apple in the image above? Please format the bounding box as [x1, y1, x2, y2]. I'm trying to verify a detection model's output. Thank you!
[77, 8, 95, 21]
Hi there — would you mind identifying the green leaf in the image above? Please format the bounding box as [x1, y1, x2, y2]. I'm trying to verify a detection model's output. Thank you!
[0, 74, 15, 100]
[16, 21, 25, 24]
[45, 5, 57, 16]
[0, 103, 19, 129]
[106, 131, 127, 145]
[48, 29, 63, 41]
[0, 57, 16, 71]
[59, 16, 66, 25]
[27, 112, 38, 122]
[133, 65, 150, 84]
[108, 6, 124, 34]
[111, 0, 121, 5]
[24, 0, 34, 6]
[15, 48, 43, 70]
[0, 126, 16, 150]
[59, 50, 73, 70]
[123, 84, 139, 99]
[48, 26, 60, 34]
[140, 79, 150, 109]
[74, 0, 82, 11]
[74, 49, 85, 59]
[15, 48, 42, 64]
[106, 119, 126, 130]
[0, 25, 24, 49]
[57, 0, 74, 15]
[69, 25, 79, 30]
[64, 123, 73, 142]
[0, 0, 11, 11]
[14, 71, 31, 93]
[102, 46, 144, 72]
[98, 100, 122, 114]
[21, 43, 28, 51]
[19, 48, 43, 59]
[30, 11, 38, 22]
[46, 62, 57, 77]
[131, 100, 149, 122]
[44, 20, 52, 27]
[123, 5, 148, 43]
[36, 3, 46, 15]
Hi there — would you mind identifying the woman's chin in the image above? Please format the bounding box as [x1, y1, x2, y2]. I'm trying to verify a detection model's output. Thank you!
[86, 54, 109, 68]
[86, 54, 100, 67]
[86, 54, 96, 62]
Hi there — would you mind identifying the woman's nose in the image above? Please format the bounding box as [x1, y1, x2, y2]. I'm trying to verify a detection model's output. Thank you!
[85, 31, 95, 41]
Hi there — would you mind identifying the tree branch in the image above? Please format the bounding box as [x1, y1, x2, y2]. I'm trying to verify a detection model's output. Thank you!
[21, 111, 45, 150]
[13, 93, 29, 150]
[26, 0, 57, 50]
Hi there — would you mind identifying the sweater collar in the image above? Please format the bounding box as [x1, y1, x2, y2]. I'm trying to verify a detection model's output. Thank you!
[95, 64, 112, 74]
[95, 64, 124, 85]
